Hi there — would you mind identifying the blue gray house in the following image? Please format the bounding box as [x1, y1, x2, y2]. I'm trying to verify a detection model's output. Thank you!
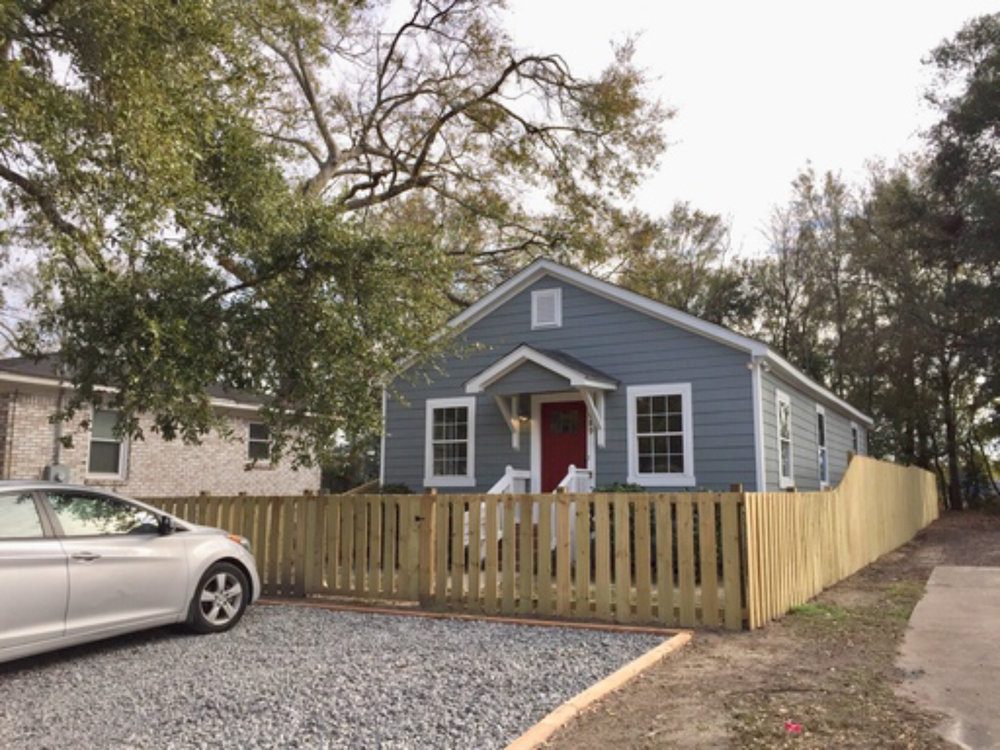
[381, 259, 872, 494]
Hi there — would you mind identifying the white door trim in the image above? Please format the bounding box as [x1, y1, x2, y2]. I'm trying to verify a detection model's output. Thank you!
[530, 392, 596, 493]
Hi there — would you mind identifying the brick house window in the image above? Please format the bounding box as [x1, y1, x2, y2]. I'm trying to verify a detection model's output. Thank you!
[248, 422, 271, 461]
[88, 409, 127, 477]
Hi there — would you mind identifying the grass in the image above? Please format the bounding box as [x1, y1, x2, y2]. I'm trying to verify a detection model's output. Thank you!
[788, 602, 849, 621]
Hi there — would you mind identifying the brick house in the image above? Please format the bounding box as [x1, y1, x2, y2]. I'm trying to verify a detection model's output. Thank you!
[0, 355, 320, 497]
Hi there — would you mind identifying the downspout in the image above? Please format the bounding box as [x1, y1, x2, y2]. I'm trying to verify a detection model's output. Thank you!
[750, 357, 766, 492]
[52, 386, 65, 467]
[4, 391, 16, 479]
[379, 386, 387, 486]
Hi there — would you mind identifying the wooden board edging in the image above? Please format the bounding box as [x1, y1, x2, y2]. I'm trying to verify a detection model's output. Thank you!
[256, 597, 682, 637]
[505, 630, 693, 750]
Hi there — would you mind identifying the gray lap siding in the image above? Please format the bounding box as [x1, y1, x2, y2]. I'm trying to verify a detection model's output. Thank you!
[385, 276, 758, 492]
[760, 368, 866, 491]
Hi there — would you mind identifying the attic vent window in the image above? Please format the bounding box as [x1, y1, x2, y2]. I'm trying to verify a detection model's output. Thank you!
[531, 288, 562, 329]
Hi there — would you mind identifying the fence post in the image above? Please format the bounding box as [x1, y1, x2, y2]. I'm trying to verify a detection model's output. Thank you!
[418, 489, 437, 605]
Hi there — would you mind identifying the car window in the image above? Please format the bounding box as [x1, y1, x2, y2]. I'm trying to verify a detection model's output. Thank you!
[46, 493, 160, 536]
[0, 492, 45, 538]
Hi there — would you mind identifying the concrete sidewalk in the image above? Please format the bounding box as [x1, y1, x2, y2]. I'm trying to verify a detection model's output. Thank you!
[898, 566, 1000, 749]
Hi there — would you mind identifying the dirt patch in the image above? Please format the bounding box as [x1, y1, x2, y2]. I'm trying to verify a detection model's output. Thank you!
[545, 511, 1000, 749]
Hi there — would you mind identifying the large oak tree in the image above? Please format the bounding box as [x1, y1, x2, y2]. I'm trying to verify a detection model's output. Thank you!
[0, 0, 666, 462]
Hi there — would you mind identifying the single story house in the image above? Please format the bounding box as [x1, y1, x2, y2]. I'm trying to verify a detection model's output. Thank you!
[0, 355, 320, 497]
[382, 259, 872, 494]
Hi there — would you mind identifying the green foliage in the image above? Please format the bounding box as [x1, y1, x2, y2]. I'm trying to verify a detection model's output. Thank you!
[790, 602, 849, 621]
[594, 482, 646, 493]
[377, 483, 413, 495]
[0, 0, 665, 463]
[743, 15, 999, 508]
[616, 202, 757, 330]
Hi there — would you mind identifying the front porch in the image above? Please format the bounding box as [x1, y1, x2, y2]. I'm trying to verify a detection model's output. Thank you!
[465, 344, 618, 494]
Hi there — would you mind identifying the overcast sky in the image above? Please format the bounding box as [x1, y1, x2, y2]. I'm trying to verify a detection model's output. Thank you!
[507, 0, 996, 257]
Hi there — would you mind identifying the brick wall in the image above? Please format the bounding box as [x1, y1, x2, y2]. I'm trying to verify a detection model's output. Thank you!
[0, 386, 320, 497]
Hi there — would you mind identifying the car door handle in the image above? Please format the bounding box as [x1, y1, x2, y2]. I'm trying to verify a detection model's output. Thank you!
[71, 552, 102, 562]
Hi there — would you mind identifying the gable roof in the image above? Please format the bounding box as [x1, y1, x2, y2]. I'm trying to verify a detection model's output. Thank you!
[465, 344, 618, 394]
[445, 259, 874, 426]
[0, 354, 265, 411]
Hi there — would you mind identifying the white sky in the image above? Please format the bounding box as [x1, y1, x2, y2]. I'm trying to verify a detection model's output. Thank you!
[506, 0, 996, 256]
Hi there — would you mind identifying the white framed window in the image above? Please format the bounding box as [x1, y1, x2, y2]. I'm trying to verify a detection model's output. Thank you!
[87, 408, 128, 478]
[247, 422, 271, 462]
[626, 383, 695, 487]
[850, 422, 860, 454]
[531, 288, 562, 329]
[775, 389, 794, 489]
[816, 405, 829, 487]
[424, 396, 476, 487]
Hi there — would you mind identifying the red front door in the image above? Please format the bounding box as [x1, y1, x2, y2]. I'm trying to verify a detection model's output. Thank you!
[540, 401, 588, 492]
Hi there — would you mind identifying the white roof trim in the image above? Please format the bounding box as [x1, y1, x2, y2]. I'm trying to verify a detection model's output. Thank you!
[764, 353, 873, 427]
[464, 345, 616, 394]
[0, 371, 263, 414]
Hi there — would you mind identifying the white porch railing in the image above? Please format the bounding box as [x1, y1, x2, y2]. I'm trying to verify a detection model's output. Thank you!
[487, 464, 531, 494]
[554, 464, 594, 494]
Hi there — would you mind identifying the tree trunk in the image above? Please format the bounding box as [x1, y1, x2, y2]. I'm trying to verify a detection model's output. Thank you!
[939, 356, 963, 510]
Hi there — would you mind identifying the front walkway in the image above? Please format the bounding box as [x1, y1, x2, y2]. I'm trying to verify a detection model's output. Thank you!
[898, 565, 1000, 749]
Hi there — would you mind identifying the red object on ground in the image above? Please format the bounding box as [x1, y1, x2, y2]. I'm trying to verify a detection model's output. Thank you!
[784, 720, 803, 735]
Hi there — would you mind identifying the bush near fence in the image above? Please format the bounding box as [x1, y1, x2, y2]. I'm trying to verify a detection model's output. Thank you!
[151, 456, 938, 631]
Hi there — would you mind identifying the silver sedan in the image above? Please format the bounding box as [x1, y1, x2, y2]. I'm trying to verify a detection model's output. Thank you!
[0, 481, 260, 664]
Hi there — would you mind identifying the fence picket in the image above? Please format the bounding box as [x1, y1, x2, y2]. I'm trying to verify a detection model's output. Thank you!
[518, 497, 533, 614]
[574, 498, 591, 617]
[676, 498, 696, 627]
[655, 496, 674, 624]
[556, 496, 571, 616]
[721, 497, 742, 630]
[594, 498, 611, 620]
[634, 495, 652, 622]
[325, 497, 340, 593]
[537, 497, 553, 615]
[484, 497, 499, 614]
[613, 494, 631, 623]
[501, 497, 516, 613]
[353, 497, 367, 595]
[451, 498, 465, 604]
[698, 497, 719, 627]
[468, 497, 481, 609]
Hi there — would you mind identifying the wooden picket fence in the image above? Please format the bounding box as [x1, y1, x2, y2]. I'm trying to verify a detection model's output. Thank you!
[743, 455, 939, 628]
[151, 456, 938, 631]
[154, 494, 425, 601]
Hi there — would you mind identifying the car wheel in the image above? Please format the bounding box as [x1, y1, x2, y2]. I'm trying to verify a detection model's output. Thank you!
[186, 562, 249, 634]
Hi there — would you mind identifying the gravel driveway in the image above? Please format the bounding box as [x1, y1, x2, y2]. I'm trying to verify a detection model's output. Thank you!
[0, 604, 664, 749]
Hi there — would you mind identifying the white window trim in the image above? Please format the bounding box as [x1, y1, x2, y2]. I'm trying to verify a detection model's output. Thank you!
[247, 421, 272, 464]
[776, 388, 794, 489]
[424, 396, 476, 488]
[850, 421, 860, 455]
[531, 288, 562, 329]
[626, 383, 696, 487]
[86, 407, 129, 480]
[816, 405, 829, 488]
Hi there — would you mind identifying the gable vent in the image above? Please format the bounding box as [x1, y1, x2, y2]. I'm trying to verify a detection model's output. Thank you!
[531, 288, 562, 329]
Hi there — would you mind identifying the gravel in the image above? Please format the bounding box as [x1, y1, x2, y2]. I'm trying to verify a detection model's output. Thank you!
[0, 605, 664, 749]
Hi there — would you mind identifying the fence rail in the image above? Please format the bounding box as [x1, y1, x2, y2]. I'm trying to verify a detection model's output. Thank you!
[150, 456, 938, 631]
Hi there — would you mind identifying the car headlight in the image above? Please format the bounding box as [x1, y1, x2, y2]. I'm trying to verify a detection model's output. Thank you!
[227, 534, 252, 553]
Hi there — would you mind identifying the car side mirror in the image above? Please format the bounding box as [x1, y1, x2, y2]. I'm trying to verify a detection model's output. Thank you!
[158, 515, 177, 535]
